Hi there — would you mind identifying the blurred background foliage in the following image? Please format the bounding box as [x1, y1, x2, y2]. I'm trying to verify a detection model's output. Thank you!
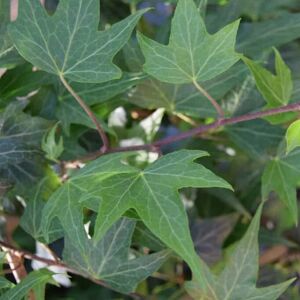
[1, 0, 300, 299]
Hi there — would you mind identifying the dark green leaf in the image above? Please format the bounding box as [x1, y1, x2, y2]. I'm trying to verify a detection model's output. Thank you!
[0, 103, 51, 190]
[1, 269, 55, 300]
[64, 218, 168, 293]
[9, 0, 146, 83]
[42, 150, 232, 281]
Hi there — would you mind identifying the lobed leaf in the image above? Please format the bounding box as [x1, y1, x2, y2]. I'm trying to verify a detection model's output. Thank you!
[138, 0, 240, 84]
[42, 150, 232, 282]
[64, 218, 168, 293]
[9, 0, 146, 83]
[186, 205, 295, 300]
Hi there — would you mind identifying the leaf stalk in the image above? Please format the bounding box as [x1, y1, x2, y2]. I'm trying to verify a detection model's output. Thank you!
[59, 75, 110, 153]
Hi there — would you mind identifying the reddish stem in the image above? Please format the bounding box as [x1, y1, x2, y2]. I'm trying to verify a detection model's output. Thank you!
[77, 102, 300, 161]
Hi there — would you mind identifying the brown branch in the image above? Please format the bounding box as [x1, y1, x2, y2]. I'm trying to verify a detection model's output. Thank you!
[1, 216, 35, 299]
[60, 75, 110, 153]
[76, 101, 300, 162]
[0, 241, 144, 300]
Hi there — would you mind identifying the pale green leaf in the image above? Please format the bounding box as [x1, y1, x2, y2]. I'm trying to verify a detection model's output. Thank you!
[186, 205, 295, 300]
[286, 119, 300, 154]
[242, 49, 293, 107]
[42, 150, 232, 282]
[138, 0, 240, 84]
[42, 123, 64, 162]
[9, 0, 146, 83]
[262, 148, 300, 225]
[1, 269, 55, 300]
[64, 218, 168, 293]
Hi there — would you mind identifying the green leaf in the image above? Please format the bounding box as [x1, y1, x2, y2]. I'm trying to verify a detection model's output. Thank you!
[126, 64, 247, 117]
[138, 0, 240, 84]
[262, 148, 300, 225]
[20, 174, 63, 242]
[227, 120, 285, 160]
[42, 150, 231, 281]
[285, 119, 300, 154]
[56, 74, 145, 134]
[42, 123, 64, 162]
[238, 13, 300, 56]
[242, 49, 293, 107]
[56, 99, 111, 136]
[0, 64, 54, 108]
[9, 0, 146, 83]
[60, 73, 146, 105]
[186, 205, 295, 300]
[0, 0, 22, 68]
[0, 103, 51, 190]
[1, 269, 55, 300]
[64, 218, 168, 293]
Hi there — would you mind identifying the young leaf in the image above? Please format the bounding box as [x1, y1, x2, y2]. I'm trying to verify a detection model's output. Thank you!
[64, 218, 168, 293]
[42, 123, 64, 162]
[262, 148, 300, 225]
[1, 269, 55, 300]
[138, 0, 240, 84]
[186, 205, 295, 300]
[286, 119, 300, 154]
[42, 150, 232, 281]
[242, 49, 293, 107]
[9, 0, 146, 83]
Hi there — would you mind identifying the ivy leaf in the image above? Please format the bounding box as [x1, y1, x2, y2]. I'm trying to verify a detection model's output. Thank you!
[20, 175, 63, 242]
[186, 205, 295, 300]
[42, 150, 232, 281]
[126, 64, 247, 117]
[42, 123, 64, 162]
[56, 99, 111, 136]
[64, 218, 168, 293]
[60, 73, 146, 105]
[262, 148, 300, 225]
[0, 103, 51, 190]
[0, 0, 22, 68]
[285, 119, 300, 154]
[242, 49, 293, 107]
[138, 0, 240, 84]
[57, 74, 144, 134]
[9, 0, 146, 83]
[1, 269, 56, 300]
[227, 120, 285, 160]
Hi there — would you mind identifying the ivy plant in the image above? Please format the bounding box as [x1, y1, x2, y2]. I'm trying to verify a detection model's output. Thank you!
[1, 0, 300, 299]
